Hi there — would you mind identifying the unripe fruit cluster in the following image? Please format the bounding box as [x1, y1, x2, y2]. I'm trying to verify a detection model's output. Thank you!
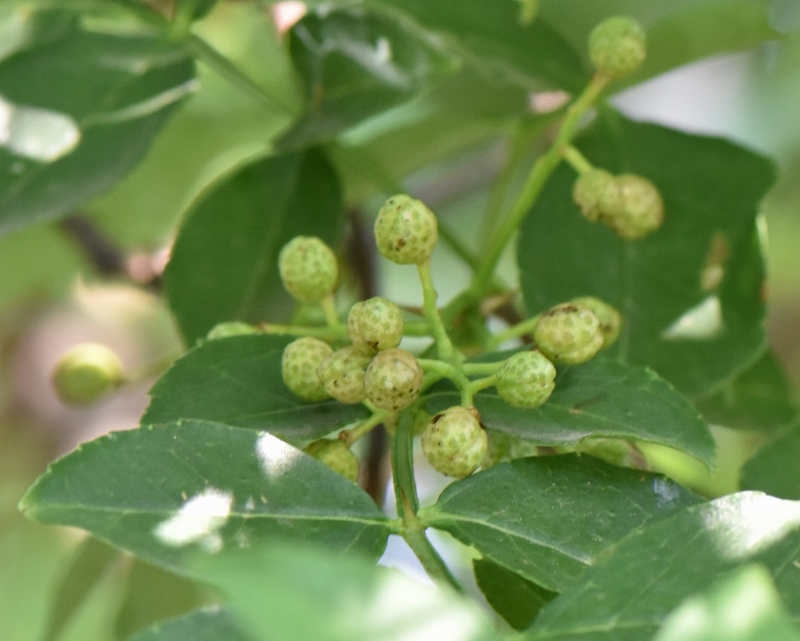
[589, 16, 647, 79]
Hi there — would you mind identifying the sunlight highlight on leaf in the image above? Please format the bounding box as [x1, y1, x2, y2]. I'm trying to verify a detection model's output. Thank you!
[154, 488, 233, 553]
[661, 296, 724, 341]
[255, 432, 306, 481]
[0, 96, 80, 162]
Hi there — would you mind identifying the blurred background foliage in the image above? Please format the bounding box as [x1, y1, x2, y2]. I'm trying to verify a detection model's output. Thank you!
[0, 0, 799, 639]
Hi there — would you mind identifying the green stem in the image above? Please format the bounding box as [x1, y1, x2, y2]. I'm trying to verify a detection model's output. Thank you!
[461, 361, 503, 376]
[563, 145, 594, 174]
[185, 34, 294, 115]
[341, 408, 393, 446]
[259, 323, 348, 341]
[320, 294, 341, 329]
[487, 314, 541, 350]
[416, 261, 459, 363]
[464, 374, 497, 406]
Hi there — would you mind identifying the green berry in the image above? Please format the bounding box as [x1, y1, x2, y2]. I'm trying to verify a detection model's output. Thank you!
[482, 432, 513, 468]
[589, 16, 647, 79]
[495, 350, 556, 408]
[305, 439, 360, 482]
[364, 348, 423, 411]
[282, 337, 333, 402]
[421, 406, 487, 478]
[509, 437, 540, 460]
[374, 194, 438, 265]
[604, 174, 664, 239]
[411, 409, 432, 436]
[573, 169, 622, 222]
[317, 345, 373, 404]
[534, 303, 604, 364]
[278, 236, 338, 303]
[52, 343, 124, 407]
[571, 296, 621, 348]
[347, 297, 404, 352]
[206, 321, 258, 340]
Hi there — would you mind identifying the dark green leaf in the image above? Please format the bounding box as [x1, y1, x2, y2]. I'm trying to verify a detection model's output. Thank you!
[19, 420, 391, 575]
[164, 149, 345, 344]
[278, 7, 456, 149]
[128, 608, 255, 641]
[421, 454, 701, 592]
[374, 0, 586, 91]
[654, 565, 800, 641]
[518, 112, 775, 397]
[697, 349, 798, 431]
[0, 8, 194, 233]
[142, 335, 369, 441]
[114, 560, 209, 641]
[523, 492, 800, 640]
[193, 541, 498, 641]
[473, 558, 556, 631]
[118, 0, 218, 21]
[741, 420, 800, 500]
[423, 357, 715, 467]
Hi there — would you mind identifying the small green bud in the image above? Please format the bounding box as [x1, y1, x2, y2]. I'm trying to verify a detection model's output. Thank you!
[52, 343, 124, 407]
[282, 337, 333, 402]
[604, 174, 664, 239]
[495, 350, 556, 408]
[534, 303, 604, 364]
[347, 297, 404, 352]
[573, 169, 623, 222]
[570, 296, 622, 349]
[421, 406, 487, 478]
[589, 16, 647, 79]
[317, 345, 373, 404]
[364, 348, 423, 411]
[278, 236, 338, 303]
[374, 194, 438, 265]
[305, 439, 360, 482]
[206, 321, 258, 340]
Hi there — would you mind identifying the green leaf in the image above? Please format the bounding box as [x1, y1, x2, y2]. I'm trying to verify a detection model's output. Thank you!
[128, 608, 255, 641]
[697, 349, 798, 431]
[193, 541, 499, 641]
[163, 149, 345, 344]
[421, 454, 701, 592]
[523, 492, 800, 640]
[278, 6, 457, 149]
[118, 0, 218, 21]
[424, 357, 716, 467]
[654, 565, 800, 641]
[518, 112, 776, 397]
[19, 420, 391, 576]
[741, 420, 800, 500]
[142, 335, 369, 441]
[0, 8, 195, 233]
[473, 558, 556, 631]
[373, 0, 586, 91]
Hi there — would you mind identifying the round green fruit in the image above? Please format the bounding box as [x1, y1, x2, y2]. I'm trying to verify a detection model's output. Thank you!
[374, 195, 438, 265]
[570, 296, 622, 348]
[604, 174, 664, 239]
[305, 439, 359, 482]
[281, 337, 333, 402]
[589, 16, 647, 79]
[364, 348, 423, 411]
[317, 345, 373, 404]
[347, 297, 404, 352]
[421, 406, 488, 478]
[573, 169, 622, 222]
[495, 350, 556, 408]
[278, 236, 338, 303]
[52, 343, 124, 407]
[534, 303, 604, 364]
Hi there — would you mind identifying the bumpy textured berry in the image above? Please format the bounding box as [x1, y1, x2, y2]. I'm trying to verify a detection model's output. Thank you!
[604, 174, 664, 239]
[422, 406, 488, 478]
[364, 348, 423, 411]
[317, 346, 373, 404]
[534, 303, 604, 364]
[52, 343, 124, 406]
[305, 439, 360, 482]
[374, 194, 438, 265]
[571, 296, 621, 348]
[589, 17, 647, 79]
[278, 236, 338, 303]
[495, 350, 556, 408]
[282, 337, 333, 402]
[206, 321, 258, 340]
[573, 169, 623, 222]
[347, 297, 404, 352]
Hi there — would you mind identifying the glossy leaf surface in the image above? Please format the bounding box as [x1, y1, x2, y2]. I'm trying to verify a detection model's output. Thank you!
[421, 455, 701, 592]
[20, 421, 391, 575]
[143, 335, 369, 441]
[741, 421, 800, 500]
[129, 608, 255, 641]
[518, 112, 775, 397]
[164, 149, 344, 344]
